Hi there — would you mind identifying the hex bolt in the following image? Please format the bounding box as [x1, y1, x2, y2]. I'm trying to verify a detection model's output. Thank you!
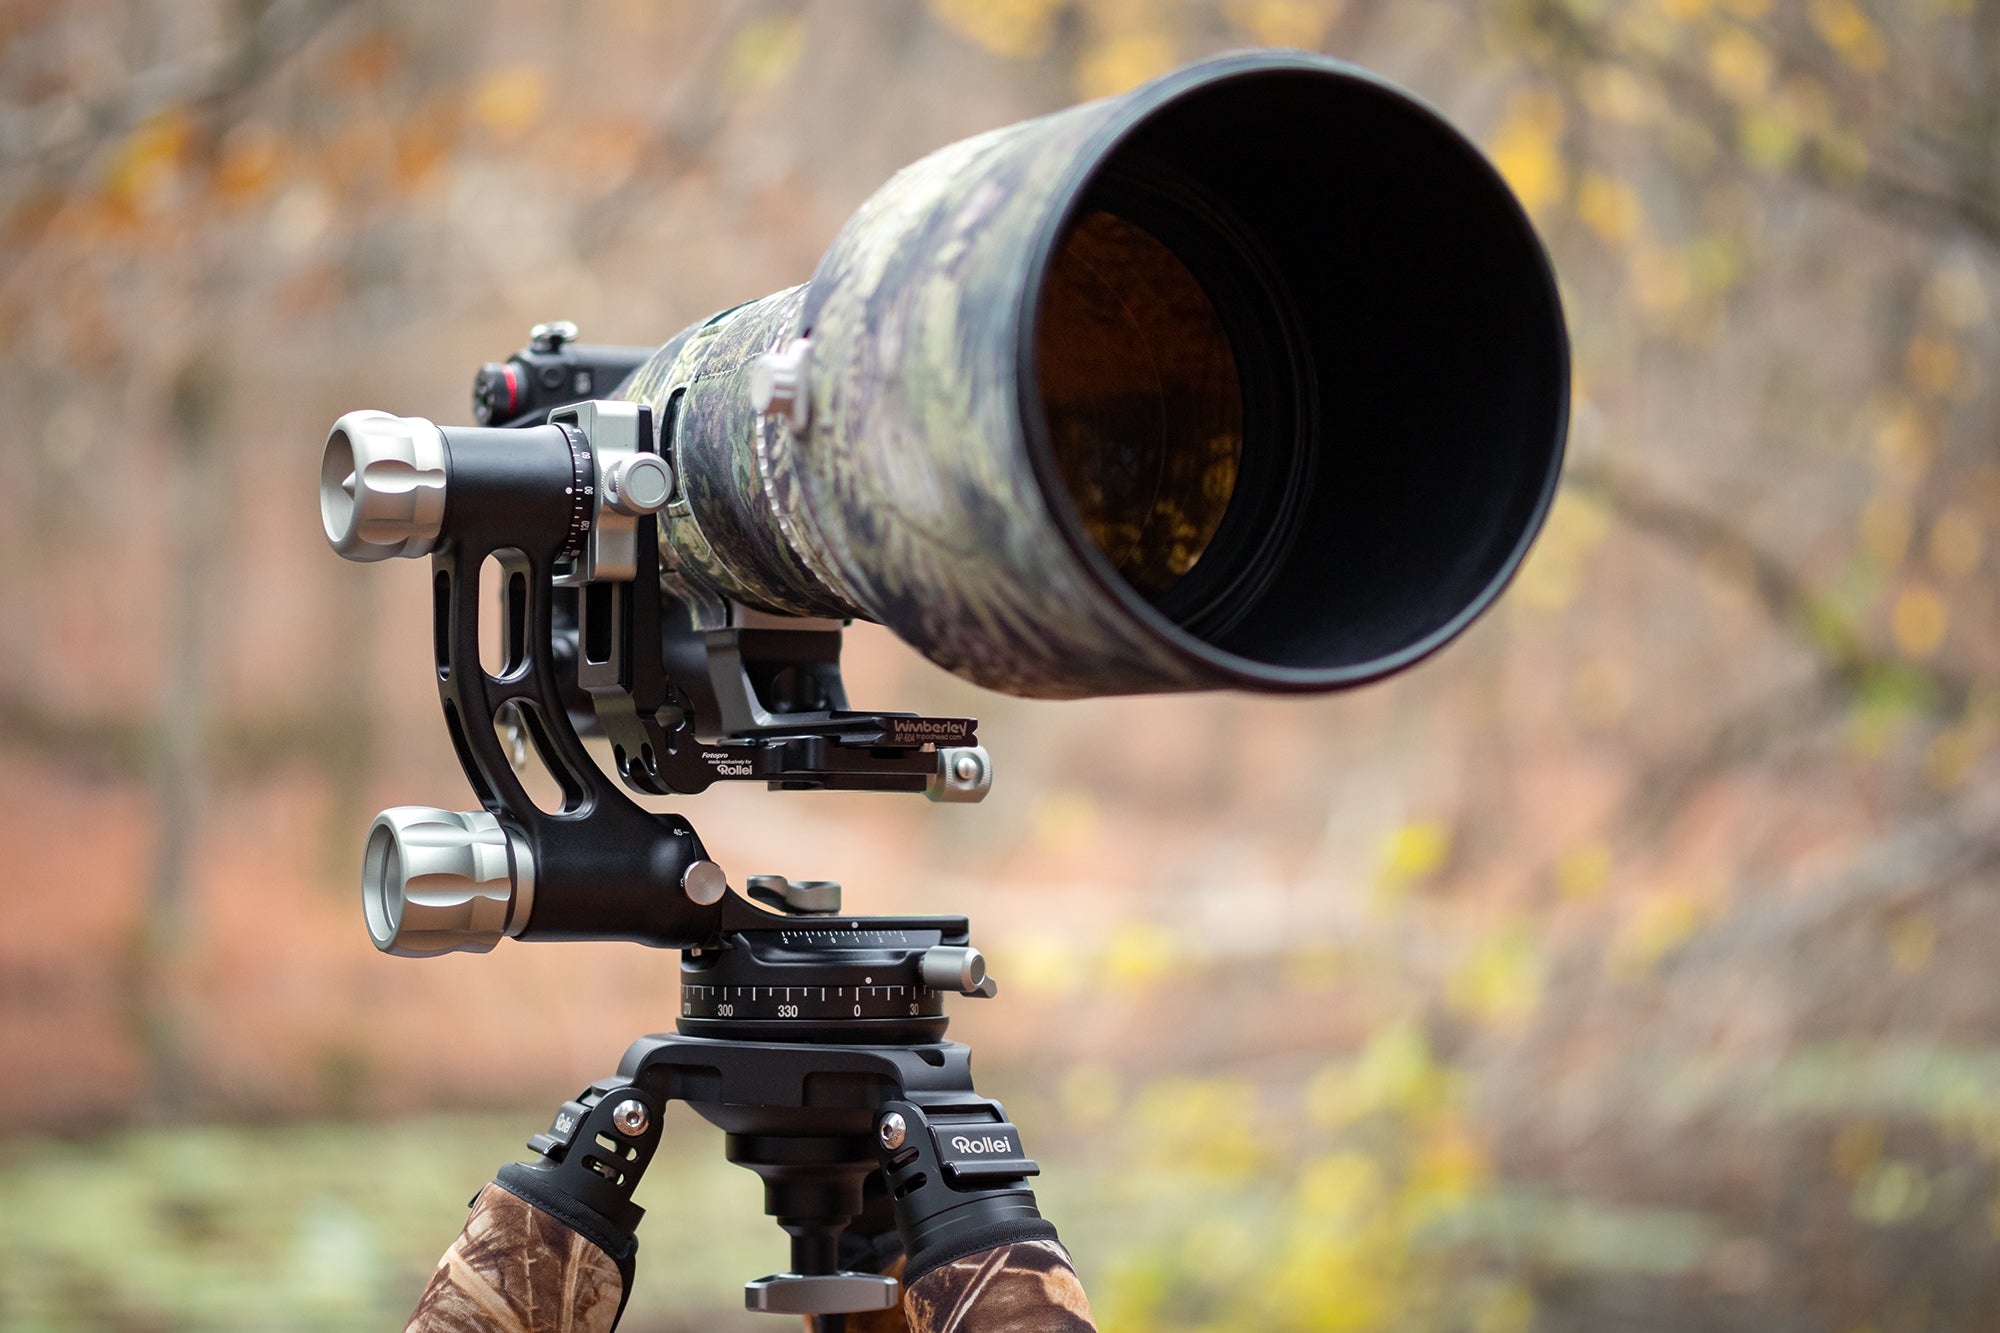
[610, 1098, 651, 1138]
[878, 1112, 907, 1151]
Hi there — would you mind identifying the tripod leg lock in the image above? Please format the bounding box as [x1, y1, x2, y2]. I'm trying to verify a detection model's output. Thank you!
[872, 1099, 1056, 1286]
[485, 1076, 665, 1310]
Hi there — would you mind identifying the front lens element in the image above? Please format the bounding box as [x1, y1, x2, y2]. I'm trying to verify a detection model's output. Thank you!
[1035, 209, 1243, 601]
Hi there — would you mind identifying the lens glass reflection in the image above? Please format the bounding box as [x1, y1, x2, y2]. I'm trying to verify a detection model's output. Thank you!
[1036, 210, 1242, 600]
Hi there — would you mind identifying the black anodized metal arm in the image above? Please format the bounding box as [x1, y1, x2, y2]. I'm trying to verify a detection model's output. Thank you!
[429, 420, 724, 948]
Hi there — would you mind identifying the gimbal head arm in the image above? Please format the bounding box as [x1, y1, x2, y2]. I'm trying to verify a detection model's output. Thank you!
[322, 402, 736, 954]
[319, 372, 992, 957]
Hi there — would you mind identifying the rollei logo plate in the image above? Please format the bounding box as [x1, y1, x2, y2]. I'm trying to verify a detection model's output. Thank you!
[933, 1121, 1038, 1184]
[948, 1134, 1015, 1155]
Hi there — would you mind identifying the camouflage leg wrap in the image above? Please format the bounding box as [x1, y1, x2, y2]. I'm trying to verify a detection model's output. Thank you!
[405, 1183, 626, 1333]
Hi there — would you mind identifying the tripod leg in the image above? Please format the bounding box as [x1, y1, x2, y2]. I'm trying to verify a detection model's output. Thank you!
[872, 1100, 1096, 1332]
[406, 1077, 662, 1333]
[406, 1183, 626, 1333]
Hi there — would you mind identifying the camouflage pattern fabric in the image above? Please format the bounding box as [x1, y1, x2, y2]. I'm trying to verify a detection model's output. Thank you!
[901, 1240, 1097, 1332]
[405, 1184, 622, 1333]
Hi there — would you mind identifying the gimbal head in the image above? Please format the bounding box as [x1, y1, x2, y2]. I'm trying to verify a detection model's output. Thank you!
[322, 328, 1038, 1320]
[321, 344, 989, 960]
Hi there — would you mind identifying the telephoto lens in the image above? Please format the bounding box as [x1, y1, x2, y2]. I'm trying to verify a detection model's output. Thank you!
[617, 48, 1568, 699]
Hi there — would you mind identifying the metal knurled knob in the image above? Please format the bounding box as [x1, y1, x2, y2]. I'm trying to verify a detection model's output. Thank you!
[362, 807, 535, 957]
[919, 945, 987, 994]
[603, 453, 674, 516]
[320, 410, 448, 562]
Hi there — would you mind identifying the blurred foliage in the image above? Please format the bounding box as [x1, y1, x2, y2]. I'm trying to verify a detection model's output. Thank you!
[1, 0, 1997, 1329]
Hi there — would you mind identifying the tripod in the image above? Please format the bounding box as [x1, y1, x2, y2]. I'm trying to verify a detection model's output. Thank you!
[402, 897, 1096, 1332]
[319, 354, 1107, 1329]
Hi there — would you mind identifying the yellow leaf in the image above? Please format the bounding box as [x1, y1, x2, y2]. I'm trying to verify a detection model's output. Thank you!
[1859, 494, 1912, 566]
[1380, 820, 1451, 882]
[1580, 65, 1663, 124]
[1224, 0, 1339, 48]
[1296, 1152, 1383, 1222]
[1075, 32, 1177, 100]
[1906, 336, 1961, 396]
[1571, 657, 1635, 726]
[1446, 928, 1544, 1028]
[1871, 396, 1935, 475]
[1923, 726, 1980, 791]
[1030, 789, 1098, 852]
[1473, 1285, 1538, 1333]
[472, 66, 546, 138]
[1707, 27, 1774, 102]
[1103, 921, 1176, 987]
[926, 0, 1065, 59]
[1487, 90, 1566, 216]
[1059, 1063, 1120, 1125]
[1606, 890, 1705, 979]
[1927, 507, 1984, 579]
[1889, 582, 1948, 659]
[1809, 0, 1888, 73]
[1629, 243, 1692, 315]
[1686, 233, 1743, 293]
[1556, 840, 1613, 899]
[1577, 171, 1644, 246]
[1409, 1124, 1491, 1201]
[1737, 105, 1801, 169]
[1887, 914, 1935, 973]
[1513, 542, 1581, 610]
[104, 108, 191, 215]
[1852, 1159, 1931, 1225]
[1004, 934, 1079, 997]
[728, 16, 805, 93]
[1817, 128, 1871, 184]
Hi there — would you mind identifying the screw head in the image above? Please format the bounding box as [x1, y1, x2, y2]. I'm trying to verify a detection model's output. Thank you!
[927, 745, 992, 803]
[610, 1098, 651, 1138]
[878, 1112, 907, 1151]
[682, 859, 728, 905]
[529, 320, 578, 353]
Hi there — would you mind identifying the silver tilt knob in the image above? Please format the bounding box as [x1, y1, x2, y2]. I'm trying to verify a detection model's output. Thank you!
[320, 411, 448, 562]
[362, 807, 535, 957]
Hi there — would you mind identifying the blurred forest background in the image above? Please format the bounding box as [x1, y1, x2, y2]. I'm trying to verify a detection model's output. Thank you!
[1, 0, 1996, 1329]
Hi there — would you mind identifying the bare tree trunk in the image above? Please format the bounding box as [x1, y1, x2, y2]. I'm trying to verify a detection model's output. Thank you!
[138, 353, 231, 1120]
